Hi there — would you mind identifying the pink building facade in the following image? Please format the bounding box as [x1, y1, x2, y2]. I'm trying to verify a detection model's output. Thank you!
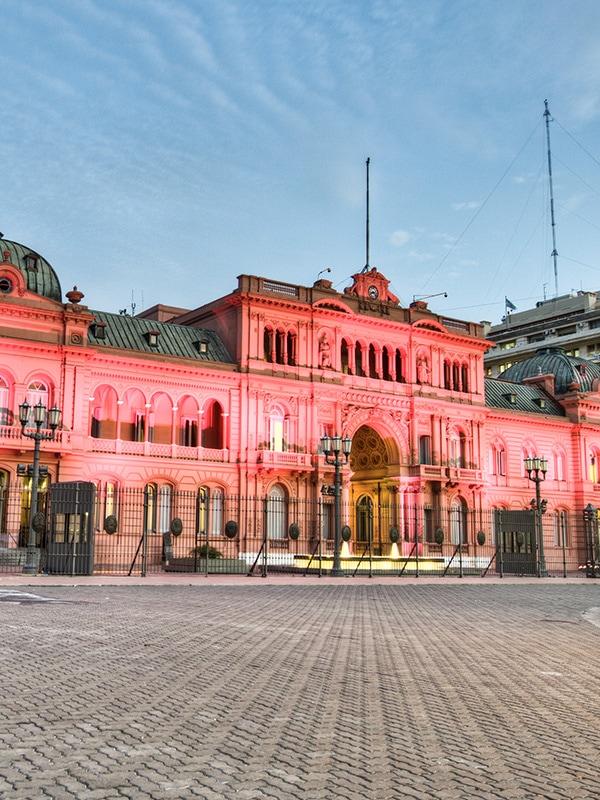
[1, 238, 599, 574]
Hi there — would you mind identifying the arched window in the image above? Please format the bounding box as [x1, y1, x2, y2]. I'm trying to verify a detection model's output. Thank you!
[144, 484, 157, 533]
[590, 448, 600, 483]
[90, 385, 118, 439]
[461, 364, 469, 393]
[449, 430, 467, 469]
[395, 349, 404, 383]
[382, 346, 392, 381]
[26, 380, 49, 408]
[121, 389, 146, 442]
[522, 446, 536, 478]
[275, 328, 286, 364]
[196, 486, 209, 535]
[263, 327, 274, 362]
[355, 342, 365, 377]
[267, 484, 286, 539]
[211, 488, 223, 536]
[444, 360, 452, 390]
[368, 344, 378, 379]
[0, 377, 10, 425]
[287, 331, 297, 366]
[450, 499, 468, 544]
[341, 339, 350, 375]
[356, 495, 373, 543]
[93, 480, 119, 532]
[0, 469, 9, 542]
[452, 362, 460, 392]
[178, 395, 199, 447]
[150, 393, 173, 445]
[553, 510, 568, 547]
[490, 442, 506, 476]
[268, 405, 287, 452]
[144, 483, 172, 534]
[202, 400, 224, 449]
[553, 449, 565, 481]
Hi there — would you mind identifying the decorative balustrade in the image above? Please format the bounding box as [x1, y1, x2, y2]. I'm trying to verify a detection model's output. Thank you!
[88, 436, 228, 462]
[0, 425, 69, 447]
[256, 450, 313, 468]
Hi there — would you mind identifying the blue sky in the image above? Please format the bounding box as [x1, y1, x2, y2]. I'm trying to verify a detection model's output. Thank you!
[2, 0, 600, 324]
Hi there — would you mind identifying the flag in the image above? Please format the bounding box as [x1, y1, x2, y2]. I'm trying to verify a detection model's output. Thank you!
[505, 297, 517, 312]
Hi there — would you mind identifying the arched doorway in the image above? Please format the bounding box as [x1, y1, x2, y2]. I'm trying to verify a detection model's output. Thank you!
[349, 424, 401, 555]
[356, 495, 373, 546]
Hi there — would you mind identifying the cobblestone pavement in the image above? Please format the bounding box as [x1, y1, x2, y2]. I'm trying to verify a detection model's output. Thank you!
[0, 583, 599, 799]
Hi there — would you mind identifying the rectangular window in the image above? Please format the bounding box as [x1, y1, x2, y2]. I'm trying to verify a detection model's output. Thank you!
[134, 412, 145, 443]
[424, 508, 434, 543]
[181, 418, 198, 447]
[419, 435, 431, 465]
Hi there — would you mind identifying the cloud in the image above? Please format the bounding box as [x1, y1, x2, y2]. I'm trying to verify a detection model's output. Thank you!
[407, 250, 434, 262]
[390, 229, 411, 247]
[451, 201, 480, 211]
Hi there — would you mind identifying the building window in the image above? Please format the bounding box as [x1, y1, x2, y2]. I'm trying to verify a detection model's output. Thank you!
[369, 344, 378, 379]
[0, 377, 10, 426]
[490, 444, 506, 476]
[424, 507, 434, 543]
[26, 380, 49, 412]
[395, 349, 404, 382]
[264, 327, 274, 362]
[553, 510, 568, 547]
[134, 412, 145, 443]
[355, 342, 365, 377]
[202, 401, 223, 449]
[553, 450, 565, 481]
[450, 499, 468, 545]
[181, 417, 198, 447]
[197, 487, 224, 536]
[144, 483, 172, 534]
[589, 449, 600, 483]
[419, 435, 431, 465]
[449, 431, 467, 468]
[341, 340, 350, 374]
[267, 484, 286, 539]
[269, 406, 287, 452]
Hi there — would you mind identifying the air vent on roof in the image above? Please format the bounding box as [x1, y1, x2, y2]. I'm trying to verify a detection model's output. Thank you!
[92, 321, 107, 340]
[24, 253, 39, 271]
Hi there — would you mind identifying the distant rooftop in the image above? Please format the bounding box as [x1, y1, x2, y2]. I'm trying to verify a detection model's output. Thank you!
[88, 310, 234, 363]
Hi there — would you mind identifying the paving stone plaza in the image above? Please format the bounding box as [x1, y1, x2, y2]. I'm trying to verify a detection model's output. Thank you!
[0, 579, 599, 799]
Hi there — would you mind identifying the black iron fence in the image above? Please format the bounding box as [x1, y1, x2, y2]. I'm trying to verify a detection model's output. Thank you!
[0, 482, 598, 577]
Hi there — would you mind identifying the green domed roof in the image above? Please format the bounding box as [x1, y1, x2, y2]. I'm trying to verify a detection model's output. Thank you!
[0, 238, 62, 302]
[502, 346, 600, 394]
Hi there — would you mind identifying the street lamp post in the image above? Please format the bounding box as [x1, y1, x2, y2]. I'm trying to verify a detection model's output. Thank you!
[18, 401, 61, 575]
[524, 456, 548, 577]
[320, 434, 352, 577]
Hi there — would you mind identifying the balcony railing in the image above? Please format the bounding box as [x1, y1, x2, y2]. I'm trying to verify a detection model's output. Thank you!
[88, 437, 228, 461]
[0, 425, 69, 447]
[256, 450, 313, 468]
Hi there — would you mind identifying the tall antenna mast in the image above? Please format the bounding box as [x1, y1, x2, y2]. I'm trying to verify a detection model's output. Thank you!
[544, 100, 559, 297]
[365, 157, 370, 271]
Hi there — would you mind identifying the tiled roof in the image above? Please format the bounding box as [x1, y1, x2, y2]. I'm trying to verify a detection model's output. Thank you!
[0, 239, 62, 302]
[501, 346, 600, 395]
[87, 310, 234, 363]
[485, 377, 565, 416]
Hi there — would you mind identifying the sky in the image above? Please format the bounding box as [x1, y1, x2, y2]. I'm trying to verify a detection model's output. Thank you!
[2, 0, 600, 325]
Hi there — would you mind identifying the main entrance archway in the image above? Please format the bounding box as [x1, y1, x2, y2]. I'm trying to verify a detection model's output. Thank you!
[349, 425, 401, 555]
